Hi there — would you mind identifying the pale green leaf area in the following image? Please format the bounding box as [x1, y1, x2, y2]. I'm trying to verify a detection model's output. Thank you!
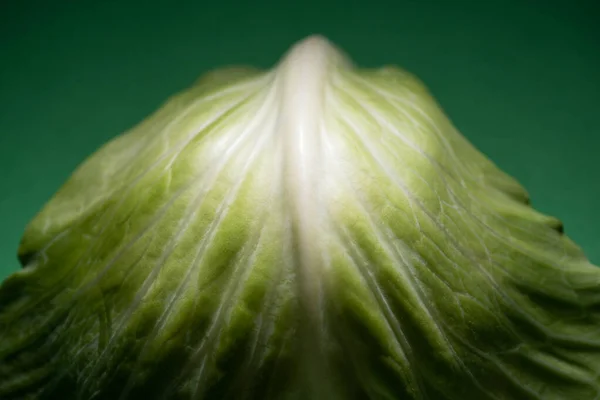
[1, 36, 599, 400]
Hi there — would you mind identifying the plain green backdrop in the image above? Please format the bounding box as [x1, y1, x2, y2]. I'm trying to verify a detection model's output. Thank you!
[0, 0, 598, 280]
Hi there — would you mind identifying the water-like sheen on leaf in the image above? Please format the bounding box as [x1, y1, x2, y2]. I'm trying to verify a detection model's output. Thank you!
[1, 35, 599, 400]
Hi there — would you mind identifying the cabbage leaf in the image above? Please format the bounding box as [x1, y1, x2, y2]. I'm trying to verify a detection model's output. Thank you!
[1, 35, 599, 400]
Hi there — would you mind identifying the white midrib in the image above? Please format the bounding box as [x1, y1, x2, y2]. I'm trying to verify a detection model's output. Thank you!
[275, 35, 343, 397]
[278, 35, 331, 314]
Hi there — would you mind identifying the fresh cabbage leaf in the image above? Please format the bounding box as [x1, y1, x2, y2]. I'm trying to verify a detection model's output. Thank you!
[1, 35, 599, 400]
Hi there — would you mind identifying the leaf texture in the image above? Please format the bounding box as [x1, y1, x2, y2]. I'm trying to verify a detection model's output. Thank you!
[1, 35, 599, 400]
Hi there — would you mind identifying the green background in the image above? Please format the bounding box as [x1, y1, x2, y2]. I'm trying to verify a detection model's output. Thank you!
[0, 0, 598, 280]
